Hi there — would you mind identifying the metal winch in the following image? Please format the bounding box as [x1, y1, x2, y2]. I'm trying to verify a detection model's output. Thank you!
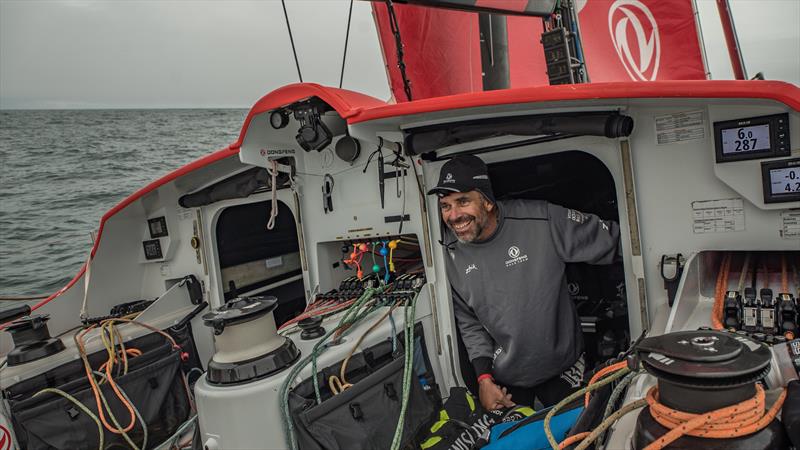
[633, 329, 790, 449]
[201, 295, 299, 385]
[5, 314, 65, 366]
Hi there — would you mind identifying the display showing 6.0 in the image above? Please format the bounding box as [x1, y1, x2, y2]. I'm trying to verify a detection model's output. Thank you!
[721, 124, 770, 154]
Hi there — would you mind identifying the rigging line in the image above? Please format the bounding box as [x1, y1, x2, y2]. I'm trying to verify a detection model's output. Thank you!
[339, 0, 354, 89]
[737, 252, 751, 293]
[385, 0, 412, 101]
[281, 0, 303, 83]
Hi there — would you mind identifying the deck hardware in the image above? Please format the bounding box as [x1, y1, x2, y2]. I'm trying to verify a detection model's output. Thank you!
[179, 275, 204, 305]
[363, 138, 387, 208]
[270, 109, 289, 129]
[335, 135, 361, 163]
[322, 174, 334, 214]
[660, 253, 684, 307]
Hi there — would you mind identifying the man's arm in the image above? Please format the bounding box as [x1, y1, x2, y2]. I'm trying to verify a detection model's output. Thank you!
[451, 286, 495, 373]
[547, 203, 621, 264]
[451, 287, 514, 410]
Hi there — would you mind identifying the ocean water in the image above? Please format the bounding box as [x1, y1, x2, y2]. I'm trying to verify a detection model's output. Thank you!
[0, 109, 248, 298]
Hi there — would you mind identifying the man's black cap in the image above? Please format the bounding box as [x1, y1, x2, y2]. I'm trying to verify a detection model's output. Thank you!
[426, 155, 495, 203]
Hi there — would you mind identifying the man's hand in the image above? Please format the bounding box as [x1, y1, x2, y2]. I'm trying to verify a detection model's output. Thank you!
[478, 377, 515, 411]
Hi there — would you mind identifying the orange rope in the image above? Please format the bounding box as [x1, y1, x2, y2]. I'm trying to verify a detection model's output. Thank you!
[584, 361, 628, 407]
[75, 318, 185, 435]
[643, 384, 787, 450]
[98, 348, 141, 373]
[559, 431, 590, 449]
[75, 326, 138, 434]
[711, 253, 732, 330]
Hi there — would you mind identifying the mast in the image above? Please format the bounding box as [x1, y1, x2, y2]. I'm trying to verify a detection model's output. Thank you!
[478, 13, 510, 91]
[715, 0, 748, 80]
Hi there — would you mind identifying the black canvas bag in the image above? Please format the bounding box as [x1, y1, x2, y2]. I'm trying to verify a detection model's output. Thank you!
[288, 340, 436, 450]
[5, 332, 192, 450]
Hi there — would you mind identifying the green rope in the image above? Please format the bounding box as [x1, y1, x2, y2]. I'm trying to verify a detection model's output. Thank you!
[311, 291, 377, 404]
[33, 388, 105, 450]
[93, 370, 148, 450]
[574, 398, 648, 450]
[389, 290, 419, 450]
[73, 330, 141, 450]
[544, 365, 631, 449]
[153, 414, 197, 450]
[280, 287, 386, 450]
[595, 370, 639, 445]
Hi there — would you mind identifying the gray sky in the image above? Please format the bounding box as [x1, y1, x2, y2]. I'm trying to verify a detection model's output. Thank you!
[1, 0, 798, 109]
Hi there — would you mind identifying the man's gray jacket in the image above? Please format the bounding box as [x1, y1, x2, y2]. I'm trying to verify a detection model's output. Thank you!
[444, 199, 620, 387]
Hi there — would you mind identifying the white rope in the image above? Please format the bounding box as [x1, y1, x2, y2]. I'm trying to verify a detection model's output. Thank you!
[80, 252, 92, 320]
[267, 159, 279, 230]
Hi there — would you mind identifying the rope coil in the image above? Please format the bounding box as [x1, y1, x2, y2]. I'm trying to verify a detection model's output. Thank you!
[643, 384, 787, 449]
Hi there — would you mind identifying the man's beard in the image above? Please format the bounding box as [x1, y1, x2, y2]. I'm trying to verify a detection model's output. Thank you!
[448, 209, 489, 243]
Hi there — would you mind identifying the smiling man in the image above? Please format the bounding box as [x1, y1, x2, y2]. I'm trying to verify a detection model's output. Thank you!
[428, 155, 621, 411]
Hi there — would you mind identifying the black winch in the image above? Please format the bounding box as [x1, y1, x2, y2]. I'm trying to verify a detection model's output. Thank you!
[633, 330, 789, 449]
[5, 314, 65, 366]
[297, 316, 325, 340]
[201, 296, 299, 385]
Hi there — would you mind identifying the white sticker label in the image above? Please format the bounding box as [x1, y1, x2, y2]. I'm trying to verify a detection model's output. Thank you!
[781, 210, 800, 240]
[691, 198, 745, 234]
[176, 207, 194, 221]
[655, 110, 705, 145]
[260, 148, 295, 158]
[265, 256, 283, 269]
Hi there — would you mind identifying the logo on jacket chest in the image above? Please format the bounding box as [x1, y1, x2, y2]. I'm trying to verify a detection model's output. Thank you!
[465, 263, 478, 275]
[505, 245, 528, 267]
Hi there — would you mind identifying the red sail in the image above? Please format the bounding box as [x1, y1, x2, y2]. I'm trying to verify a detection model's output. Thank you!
[373, 0, 707, 102]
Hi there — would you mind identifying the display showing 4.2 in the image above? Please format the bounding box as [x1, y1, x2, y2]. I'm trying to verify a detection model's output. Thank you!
[762, 158, 800, 204]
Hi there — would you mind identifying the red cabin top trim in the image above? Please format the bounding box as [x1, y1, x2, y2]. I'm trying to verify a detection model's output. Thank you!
[347, 80, 800, 124]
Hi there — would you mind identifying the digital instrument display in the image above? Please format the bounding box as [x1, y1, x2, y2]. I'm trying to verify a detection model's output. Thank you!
[148, 216, 168, 238]
[720, 125, 771, 155]
[769, 167, 800, 194]
[143, 239, 163, 260]
[714, 113, 790, 163]
[761, 158, 800, 204]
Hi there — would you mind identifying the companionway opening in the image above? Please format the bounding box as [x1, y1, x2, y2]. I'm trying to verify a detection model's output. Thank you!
[215, 200, 305, 326]
[455, 150, 630, 397]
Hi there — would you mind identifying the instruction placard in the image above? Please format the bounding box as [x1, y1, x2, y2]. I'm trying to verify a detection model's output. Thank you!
[176, 207, 194, 221]
[655, 110, 705, 145]
[265, 255, 283, 268]
[691, 198, 745, 234]
[781, 210, 800, 240]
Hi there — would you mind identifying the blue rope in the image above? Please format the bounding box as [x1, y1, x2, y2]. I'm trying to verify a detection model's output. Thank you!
[381, 241, 390, 284]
